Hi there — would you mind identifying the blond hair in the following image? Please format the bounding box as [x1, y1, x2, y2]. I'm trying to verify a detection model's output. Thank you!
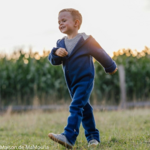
[59, 8, 82, 29]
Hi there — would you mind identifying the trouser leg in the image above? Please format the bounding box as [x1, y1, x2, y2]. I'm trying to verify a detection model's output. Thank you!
[82, 102, 100, 142]
[62, 85, 92, 145]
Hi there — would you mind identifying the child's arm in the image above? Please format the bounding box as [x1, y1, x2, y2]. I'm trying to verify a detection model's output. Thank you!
[88, 37, 117, 74]
[48, 40, 68, 65]
[48, 47, 62, 65]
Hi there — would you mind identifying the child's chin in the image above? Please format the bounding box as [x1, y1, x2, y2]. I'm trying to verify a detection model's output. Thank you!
[61, 31, 67, 34]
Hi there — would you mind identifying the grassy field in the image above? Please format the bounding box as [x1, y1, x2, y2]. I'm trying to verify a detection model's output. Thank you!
[0, 108, 150, 150]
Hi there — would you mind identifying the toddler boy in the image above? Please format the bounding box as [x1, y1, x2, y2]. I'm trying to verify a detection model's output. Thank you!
[48, 8, 117, 149]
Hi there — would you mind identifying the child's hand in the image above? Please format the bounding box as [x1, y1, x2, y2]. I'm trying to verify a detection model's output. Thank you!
[55, 48, 68, 57]
[109, 68, 118, 75]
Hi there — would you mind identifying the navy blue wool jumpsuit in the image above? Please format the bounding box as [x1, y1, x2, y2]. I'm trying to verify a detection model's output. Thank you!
[48, 35, 117, 145]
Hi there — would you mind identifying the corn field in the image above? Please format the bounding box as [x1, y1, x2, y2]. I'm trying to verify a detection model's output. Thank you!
[0, 47, 150, 106]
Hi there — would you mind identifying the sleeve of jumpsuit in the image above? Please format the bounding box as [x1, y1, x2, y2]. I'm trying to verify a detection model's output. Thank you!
[88, 38, 117, 73]
[48, 40, 63, 65]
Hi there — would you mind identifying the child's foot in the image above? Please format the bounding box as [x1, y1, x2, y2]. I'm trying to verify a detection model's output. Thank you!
[88, 139, 99, 147]
[48, 133, 73, 149]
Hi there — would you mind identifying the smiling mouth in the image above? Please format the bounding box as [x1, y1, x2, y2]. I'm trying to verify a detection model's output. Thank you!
[60, 26, 65, 30]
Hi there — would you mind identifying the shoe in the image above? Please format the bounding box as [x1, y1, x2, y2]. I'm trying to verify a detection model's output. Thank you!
[88, 139, 99, 147]
[48, 133, 73, 149]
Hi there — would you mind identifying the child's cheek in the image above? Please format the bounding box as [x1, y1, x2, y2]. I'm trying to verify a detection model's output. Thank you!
[59, 26, 61, 31]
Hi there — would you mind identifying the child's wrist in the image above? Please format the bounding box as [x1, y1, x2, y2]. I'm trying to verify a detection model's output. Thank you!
[54, 50, 58, 56]
[109, 68, 118, 75]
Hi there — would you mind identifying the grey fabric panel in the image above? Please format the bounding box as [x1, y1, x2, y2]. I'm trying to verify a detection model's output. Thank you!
[64, 33, 89, 56]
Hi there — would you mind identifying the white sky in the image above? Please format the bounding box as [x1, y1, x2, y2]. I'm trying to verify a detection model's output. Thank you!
[0, 0, 150, 56]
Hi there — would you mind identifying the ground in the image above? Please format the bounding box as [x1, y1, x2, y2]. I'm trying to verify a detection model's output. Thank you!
[0, 108, 150, 150]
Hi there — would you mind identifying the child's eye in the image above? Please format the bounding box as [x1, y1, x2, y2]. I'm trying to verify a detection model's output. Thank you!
[63, 20, 66, 22]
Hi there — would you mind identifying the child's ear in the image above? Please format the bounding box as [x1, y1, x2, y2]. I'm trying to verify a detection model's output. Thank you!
[74, 19, 80, 28]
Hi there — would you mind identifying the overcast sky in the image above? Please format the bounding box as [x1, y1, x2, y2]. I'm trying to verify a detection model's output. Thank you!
[0, 0, 150, 56]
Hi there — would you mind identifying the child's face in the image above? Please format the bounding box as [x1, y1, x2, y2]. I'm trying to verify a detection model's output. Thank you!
[58, 12, 76, 35]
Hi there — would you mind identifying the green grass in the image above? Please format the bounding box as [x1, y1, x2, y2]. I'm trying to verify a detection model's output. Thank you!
[0, 109, 150, 150]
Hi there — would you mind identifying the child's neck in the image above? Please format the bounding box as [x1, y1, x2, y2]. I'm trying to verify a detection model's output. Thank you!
[67, 31, 78, 39]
